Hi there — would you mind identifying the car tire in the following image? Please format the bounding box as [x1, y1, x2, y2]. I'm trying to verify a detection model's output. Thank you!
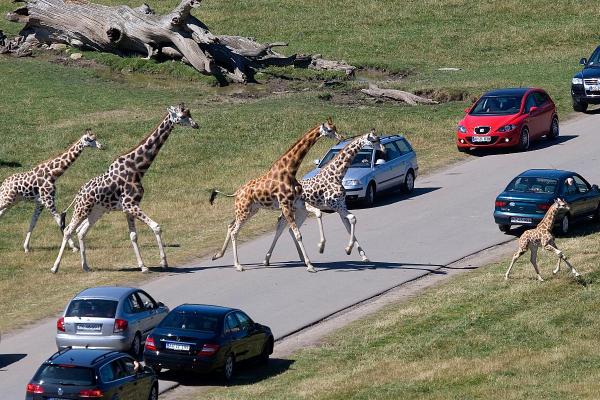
[130, 333, 142, 359]
[221, 353, 235, 383]
[573, 100, 588, 112]
[259, 338, 273, 365]
[148, 384, 158, 400]
[401, 170, 415, 194]
[557, 214, 570, 236]
[593, 205, 600, 222]
[517, 127, 530, 152]
[498, 224, 511, 233]
[363, 182, 376, 207]
[547, 116, 559, 140]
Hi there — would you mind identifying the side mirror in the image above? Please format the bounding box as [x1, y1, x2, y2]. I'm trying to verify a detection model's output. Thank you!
[375, 159, 386, 166]
[580, 57, 588, 66]
[528, 106, 538, 114]
[157, 302, 165, 308]
[592, 184, 599, 191]
[313, 159, 320, 166]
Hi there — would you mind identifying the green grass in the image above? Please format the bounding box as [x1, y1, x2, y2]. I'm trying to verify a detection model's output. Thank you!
[190, 228, 600, 400]
[0, 0, 598, 333]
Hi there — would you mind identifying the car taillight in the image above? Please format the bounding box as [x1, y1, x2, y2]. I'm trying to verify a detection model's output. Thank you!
[537, 203, 551, 210]
[57, 317, 65, 332]
[145, 336, 157, 351]
[26, 383, 44, 394]
[113, 319, 128, 334]
[495, 200, 508, 207]
[79, 388, 103, 398]
[197, 343, 220, 357]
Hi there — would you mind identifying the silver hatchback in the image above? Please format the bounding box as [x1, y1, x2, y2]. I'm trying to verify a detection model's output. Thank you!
[56, 286, 169, 356]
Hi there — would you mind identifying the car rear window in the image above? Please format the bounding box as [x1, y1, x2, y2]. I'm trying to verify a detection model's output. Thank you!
[34, 364, 95, 385]
[66, 299, 118, 318]
[159, 311, 219, 333]
[506, 177, 558, 194]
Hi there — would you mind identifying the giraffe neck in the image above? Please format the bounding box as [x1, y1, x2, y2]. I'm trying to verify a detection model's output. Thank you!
[538, 203, 559, 231]
[271, 125, 321, 176]
[40, 138, 86, 178]
[321, 136, 366, 181]
[120, 114, 175, 175]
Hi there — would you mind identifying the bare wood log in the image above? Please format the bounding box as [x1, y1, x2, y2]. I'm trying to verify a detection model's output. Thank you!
[361, 84, 438, 105]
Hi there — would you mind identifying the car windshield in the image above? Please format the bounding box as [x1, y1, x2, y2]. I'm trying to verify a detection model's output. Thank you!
[34, 365, 95, 386]
[506, 177, 558, 194]
[587, 47, 600, 67]
[470, 95, 522, 115]
[160, 311, 219, 333]
[66, 299, 118, 318]
[319, 149, 373, 168]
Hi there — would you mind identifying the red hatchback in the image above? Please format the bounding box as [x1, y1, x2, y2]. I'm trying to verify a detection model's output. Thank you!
[456, 88, 559, 152]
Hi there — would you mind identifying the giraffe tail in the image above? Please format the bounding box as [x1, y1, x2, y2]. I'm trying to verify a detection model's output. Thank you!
[59, 196, 78, 231]
[209, 189, 235, 205]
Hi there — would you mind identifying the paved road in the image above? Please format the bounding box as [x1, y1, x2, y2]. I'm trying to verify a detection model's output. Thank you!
[2, 113, 599, 398]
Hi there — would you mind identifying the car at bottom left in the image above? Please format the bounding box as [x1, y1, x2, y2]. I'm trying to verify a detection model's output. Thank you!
[26, 348, 158, 400]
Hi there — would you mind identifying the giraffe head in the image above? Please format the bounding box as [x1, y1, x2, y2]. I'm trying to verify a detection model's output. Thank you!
[554, 197, 570, 212]
[81, 129, 103, 150]
[167, 103, 199, 129]
[319, 117, 342, 141]
[363, 129, 385, 153]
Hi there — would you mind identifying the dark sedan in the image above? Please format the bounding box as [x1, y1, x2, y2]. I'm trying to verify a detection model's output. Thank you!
[143, 304, 274, 382]
[494, 169, 600, 234]
[26, 348, 158, 400]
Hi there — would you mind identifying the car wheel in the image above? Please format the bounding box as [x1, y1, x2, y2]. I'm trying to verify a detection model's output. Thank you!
[259, 338, 273, 365]
[363, 182, 376, 207]
[547, 116, 559, 140]
[498, 224, 510, 233]
[557, 214, 570, 236]
[401, 170, 415, 194]
[148, 384, 158, 400]
[573, 100, 588, 112]
[593, 205, 600, 222]
[130, 333, 142, 358]
[517, 128, 530, 151]
[222, 354, 235, 383]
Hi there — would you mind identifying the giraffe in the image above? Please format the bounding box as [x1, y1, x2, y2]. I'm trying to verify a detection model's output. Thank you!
[263, 130, 384, 266]
[51, 104, 199, 273]
[0, 129, 103, 252]
[209, 118, 342, 272]
[505, 198, 580, 281]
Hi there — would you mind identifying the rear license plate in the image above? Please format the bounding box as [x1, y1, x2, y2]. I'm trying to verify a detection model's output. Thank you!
[76, 323, 102, 332]
[511, 217, 532, 224]
[48, 398, 68, 400]
[472, 136, 491, 143]
[166, 342, 191, 351]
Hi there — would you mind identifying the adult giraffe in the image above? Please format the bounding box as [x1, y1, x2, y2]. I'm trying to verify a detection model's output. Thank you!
[51, 104, 199, 273]
[0, 129, 103, 252]
[210, 118, 341, 272]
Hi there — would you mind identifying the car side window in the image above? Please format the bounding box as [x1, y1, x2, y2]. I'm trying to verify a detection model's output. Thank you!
[100, 360, 126, 383]
[225, 313, 241, 334]
[120, 357, 137, 376]
[534, 92, 549, 106]
[136, 291, 156, 310]
[573, 176, 590, 193]
[524, 94, 537, 112]
[99, 364, 115, 383]
[395, 139, 411, 155]
[563, 178, 579, 195]
[235, 312, 253, 332]
[383, 142, 402, 160]
[125, 294, 143, 314]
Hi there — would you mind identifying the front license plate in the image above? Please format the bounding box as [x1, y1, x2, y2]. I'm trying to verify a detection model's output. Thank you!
[48, 398, 68, 400]
[166, 342, 190, 351]
[511, 217, 532, 224]
[76, 323, 102, 332]
[585, 84, 600, 91]
[472, 136, 491, 143]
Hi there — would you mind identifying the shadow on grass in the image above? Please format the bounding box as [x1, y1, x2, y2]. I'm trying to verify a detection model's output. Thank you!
[350, 186, 442, 210]
[156, 358, 294, 387]
[0, 354, 27, 370]
[466, 135, 578, 157]
[0, 160, 22, 168]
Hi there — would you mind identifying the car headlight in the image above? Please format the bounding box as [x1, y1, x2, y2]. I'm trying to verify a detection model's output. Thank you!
[497, 124, 517, 132]
[457, 125, 467, 133]
[572, 77, 583, 85]
[343, 179, 362, 186]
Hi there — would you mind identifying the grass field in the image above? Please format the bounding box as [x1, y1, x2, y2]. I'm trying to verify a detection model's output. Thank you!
[189, 226, 600, 400]
[0, 0, 598, 334]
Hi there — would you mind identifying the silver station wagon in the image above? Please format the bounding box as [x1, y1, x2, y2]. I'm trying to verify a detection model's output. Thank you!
[304, 134, 419, 206]
[56, 286, 169, 356]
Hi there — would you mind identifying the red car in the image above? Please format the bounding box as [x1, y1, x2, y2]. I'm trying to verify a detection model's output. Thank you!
[456, 88, 559, 152]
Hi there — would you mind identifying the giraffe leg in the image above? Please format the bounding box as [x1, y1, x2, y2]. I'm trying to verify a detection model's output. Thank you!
[23, 202, 43, 253]
[124, 205, 168, 270]
[51, 213, 87, 273]
[282, 203, 315, 272]
[264, 215, 287, 266]
[505, 248, 526, 280]
[40, 194, 78, 251]
[126, 215, 147, 272]
[339, 210, 369, 262]
[305, 204, 326, 253]
[213, 220, 234, 261]
[77, 207, 105, 272]
[529, 246, 544, 282]
[545, 244, 580, 277]
[229, 208, 258, 271]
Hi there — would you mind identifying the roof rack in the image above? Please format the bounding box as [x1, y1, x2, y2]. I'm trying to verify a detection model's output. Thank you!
[48, 346, 72, 361]
[90, 351, 120, 365]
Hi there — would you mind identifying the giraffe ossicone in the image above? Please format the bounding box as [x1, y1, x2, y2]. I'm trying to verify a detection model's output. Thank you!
[51, 103, 199, 274]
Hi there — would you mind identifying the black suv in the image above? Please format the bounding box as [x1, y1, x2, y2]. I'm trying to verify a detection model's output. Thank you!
[571, 45, 600, 112]
[26, 348, 158, 399]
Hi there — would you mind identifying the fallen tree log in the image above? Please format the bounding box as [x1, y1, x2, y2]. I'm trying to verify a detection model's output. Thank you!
[4, 0, 356, 84]
[361, 84, 438, 105]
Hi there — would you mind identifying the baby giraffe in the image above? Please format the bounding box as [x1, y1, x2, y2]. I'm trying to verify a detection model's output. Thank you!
[0, 129, 103, 252]
[505, 198, 579, 281]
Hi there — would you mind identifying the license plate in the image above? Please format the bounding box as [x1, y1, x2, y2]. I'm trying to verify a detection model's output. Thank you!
[166, 342, 190, 351]
[472, 136, 491, 143]
[585, 84, 600, 91]
[76, 323, 102, 332]
[511, 217, 532, 224]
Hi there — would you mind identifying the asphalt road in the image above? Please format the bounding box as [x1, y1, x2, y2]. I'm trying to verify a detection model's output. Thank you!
[1, 112, 599, 399]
